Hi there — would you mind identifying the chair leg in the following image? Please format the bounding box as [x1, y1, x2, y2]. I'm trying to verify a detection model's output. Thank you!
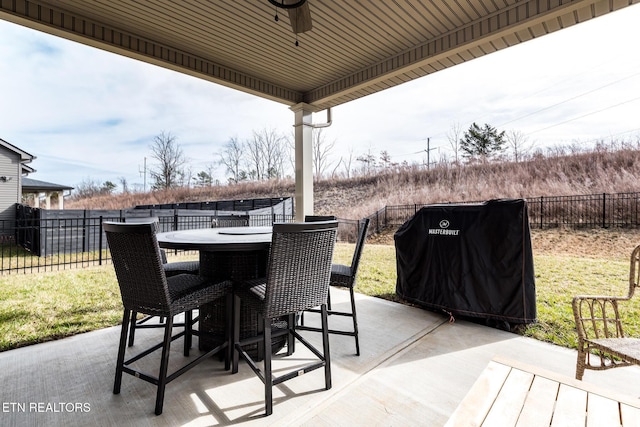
[349, 287, 360, 356]
[286, 313, 295, 356]
[263, 318, 273, 416]
[114, 309, 131, 394]
[224, 293, 233, 371]
[155, 316, 174, 416]
[128, 311, 137, 347]
[320, 304, 332, 391]
[256, 315, 265, 362]
[232, 295, 241, 374]
[576, 346, 586, 380]
[184, 310, 193, 357]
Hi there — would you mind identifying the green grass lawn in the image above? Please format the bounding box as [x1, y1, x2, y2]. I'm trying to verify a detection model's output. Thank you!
[2, 243, 639, 352]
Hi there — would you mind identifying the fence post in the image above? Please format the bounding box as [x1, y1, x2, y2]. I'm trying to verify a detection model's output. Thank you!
[384, 206, 388, 229]
[540, 196, 543, 229]
[82, 209, 87, 252]
[602, 193, 607, 228]
[98, 216, 103, 265]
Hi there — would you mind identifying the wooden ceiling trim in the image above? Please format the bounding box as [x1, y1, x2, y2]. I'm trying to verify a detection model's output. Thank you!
[305, 0, 562, 106]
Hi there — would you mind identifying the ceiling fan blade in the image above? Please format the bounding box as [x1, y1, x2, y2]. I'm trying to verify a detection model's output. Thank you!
[287, 3, 312, 34]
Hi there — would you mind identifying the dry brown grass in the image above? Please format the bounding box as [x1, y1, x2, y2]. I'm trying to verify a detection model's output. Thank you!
[67, 144, 640, 227]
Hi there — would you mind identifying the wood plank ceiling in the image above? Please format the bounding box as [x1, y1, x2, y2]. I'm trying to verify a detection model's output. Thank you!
[0, 0, 637, 112]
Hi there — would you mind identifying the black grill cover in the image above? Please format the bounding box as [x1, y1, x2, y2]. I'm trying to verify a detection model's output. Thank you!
[394, 199, 536, 324]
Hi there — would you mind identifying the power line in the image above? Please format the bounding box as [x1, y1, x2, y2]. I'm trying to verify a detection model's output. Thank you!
[529, 95, 640, 135]
[496, 71, 640, 129]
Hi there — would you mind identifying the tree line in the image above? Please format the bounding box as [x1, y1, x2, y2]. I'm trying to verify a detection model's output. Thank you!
[72, 122, 533, 197]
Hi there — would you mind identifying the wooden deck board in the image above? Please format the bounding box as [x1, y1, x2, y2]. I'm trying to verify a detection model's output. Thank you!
[447, 356, 640, 427]
[587, 393, 621, 427]
[552, 384, 587, 427]
[483, 368, 533, 427]
[621, 404, 640, 427]
[444, 362, 510, 427]
[515, 376, 558, 427]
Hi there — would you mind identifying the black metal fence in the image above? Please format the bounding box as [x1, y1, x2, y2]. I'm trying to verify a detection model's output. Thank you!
[0, 210, 364, 275]
[366, 192, 640, 233]
[1, 212, 292, 275]
[4, 191, 637, 275]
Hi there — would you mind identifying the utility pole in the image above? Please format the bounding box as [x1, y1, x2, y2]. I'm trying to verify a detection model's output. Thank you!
[423, 137, 437, 170]
[139, 157, 147, 192]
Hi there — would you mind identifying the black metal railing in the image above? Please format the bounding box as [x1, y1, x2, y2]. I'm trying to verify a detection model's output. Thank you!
[367, 192, 640, 233]
[5, 191, 638, 275]
[0, 213, 294, 275]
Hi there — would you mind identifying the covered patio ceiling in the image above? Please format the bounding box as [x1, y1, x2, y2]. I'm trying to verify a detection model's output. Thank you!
[1, 0, 637, 219]
[1, 0, 636, 113]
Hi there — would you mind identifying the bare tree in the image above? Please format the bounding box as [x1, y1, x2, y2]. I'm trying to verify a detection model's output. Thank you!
[118, 176, 129, 194]
[72, 178, 116, 198]
[356, 147, 377, 176]
[312, 128, 336, 180]
[340, 147, 355, 178]
[447, 122, 463, 164]
[245, 128, 287, 180]
[379, 150, 396, 171]
[506, 129, 533, 162]
[149, 131, 187, 190]
[219, 137, 245, 184]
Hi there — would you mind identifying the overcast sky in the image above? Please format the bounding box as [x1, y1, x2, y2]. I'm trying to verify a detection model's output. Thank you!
[1, 4, 640, 191]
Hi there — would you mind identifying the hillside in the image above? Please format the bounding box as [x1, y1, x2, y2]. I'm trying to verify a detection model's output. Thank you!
[67, 145, 640, 223]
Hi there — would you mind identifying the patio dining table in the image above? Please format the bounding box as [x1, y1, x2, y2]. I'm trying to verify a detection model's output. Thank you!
[156, 226, 285, 357]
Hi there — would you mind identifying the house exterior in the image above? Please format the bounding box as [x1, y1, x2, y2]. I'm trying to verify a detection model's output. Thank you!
[0, 138, 74, 226]
[0, 138, 35, 223]
[22, 177, 74, 210]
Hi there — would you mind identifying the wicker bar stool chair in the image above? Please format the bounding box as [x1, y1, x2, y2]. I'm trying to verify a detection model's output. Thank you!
[126, 218, 200, 347]
[104, 221, 232, 415]
[300, 217, 370, 356]
[232, 221, 338, 416]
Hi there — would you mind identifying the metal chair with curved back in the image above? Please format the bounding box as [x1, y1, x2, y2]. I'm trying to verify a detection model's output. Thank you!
[300, 216, 370, 356]
[232, 220, 338, 416]
[573, 244, 640, 380]
[104, 221, 232, 415]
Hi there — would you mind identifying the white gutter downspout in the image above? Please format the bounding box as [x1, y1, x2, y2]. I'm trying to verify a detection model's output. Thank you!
[290, 103, 332, 222]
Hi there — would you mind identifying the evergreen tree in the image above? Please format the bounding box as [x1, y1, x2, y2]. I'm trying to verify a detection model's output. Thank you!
[460, 122, 506, 161]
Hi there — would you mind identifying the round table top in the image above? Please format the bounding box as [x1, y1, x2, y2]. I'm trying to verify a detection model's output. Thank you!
[157, 226, 272, 251]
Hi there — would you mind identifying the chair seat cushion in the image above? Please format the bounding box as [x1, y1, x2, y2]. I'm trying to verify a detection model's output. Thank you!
[163, 260, 200, 277]
[235, 278, 268, 313]
[587, 337, 640, 363]
[167, 274, 231, 311]
[330, 263, 353, 288]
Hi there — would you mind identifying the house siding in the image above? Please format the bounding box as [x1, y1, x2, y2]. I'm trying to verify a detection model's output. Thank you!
[0, 148, 20, 225]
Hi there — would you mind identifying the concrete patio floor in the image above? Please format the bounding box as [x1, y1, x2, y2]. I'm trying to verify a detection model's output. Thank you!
[2, 288, 640, 426]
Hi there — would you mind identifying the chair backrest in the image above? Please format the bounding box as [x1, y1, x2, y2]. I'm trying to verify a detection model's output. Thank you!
[104, 221, 171, 315]
[350, 218, 370, 273]
[263, 221, 338, 319]
[304, 215, 337, 222]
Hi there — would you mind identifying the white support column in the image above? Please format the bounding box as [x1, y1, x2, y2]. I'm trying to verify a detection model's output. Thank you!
[290, 103, 315, 222]
[44, 192, 51, 209]
[58, 191, 64, 209]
